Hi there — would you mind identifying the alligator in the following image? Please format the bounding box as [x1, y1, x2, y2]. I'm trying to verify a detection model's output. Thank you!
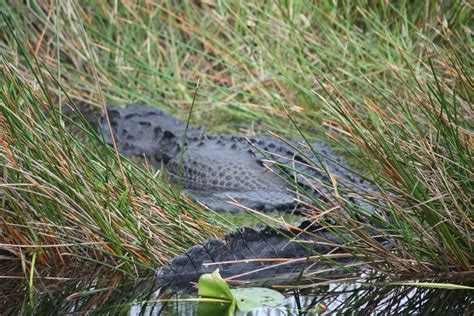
[67, 103, 382, 288]
[74, 103, 377, 214]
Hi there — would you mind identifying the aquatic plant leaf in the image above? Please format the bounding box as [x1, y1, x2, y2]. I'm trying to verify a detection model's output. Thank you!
[230, 287, 285, 312]
[198, 270, 234, 300]
[198, 270, 286, 313]
[198, 270, 236, 315]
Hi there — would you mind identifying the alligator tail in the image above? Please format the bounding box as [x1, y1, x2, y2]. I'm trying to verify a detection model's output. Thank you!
[156, 221, 356, 289]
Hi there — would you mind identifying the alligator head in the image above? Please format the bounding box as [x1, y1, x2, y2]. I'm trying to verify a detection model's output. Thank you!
[101, 103, 187, 164]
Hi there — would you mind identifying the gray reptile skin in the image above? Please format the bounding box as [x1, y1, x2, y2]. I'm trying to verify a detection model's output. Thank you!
[155, 220, 357, 289]
[97, 103, 377, 214]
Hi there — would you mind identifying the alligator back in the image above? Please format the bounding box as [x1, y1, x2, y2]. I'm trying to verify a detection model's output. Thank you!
[85, 103, 377, 214]
[166, 135, 297, 212]
[66, 103, 384, 288]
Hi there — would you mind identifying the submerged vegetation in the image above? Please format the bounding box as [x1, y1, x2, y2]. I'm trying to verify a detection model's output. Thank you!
[0, 0, 472, 298]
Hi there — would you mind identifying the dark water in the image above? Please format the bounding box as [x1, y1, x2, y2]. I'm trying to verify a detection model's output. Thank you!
[1, 265, 472, 315]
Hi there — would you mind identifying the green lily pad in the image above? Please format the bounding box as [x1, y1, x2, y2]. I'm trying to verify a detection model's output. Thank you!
[230, 287, 286, 312]
[198, 270, 286, 314]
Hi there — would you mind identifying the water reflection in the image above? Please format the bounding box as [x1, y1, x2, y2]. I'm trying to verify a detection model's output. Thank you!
[0, 264, 472, 315]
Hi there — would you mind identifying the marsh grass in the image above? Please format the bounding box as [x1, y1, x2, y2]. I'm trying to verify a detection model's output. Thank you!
[286, 52, 473, 273]
[2, 1, 468, 137]
[0, 56, 227, 276]
[0, 0, 472, 277]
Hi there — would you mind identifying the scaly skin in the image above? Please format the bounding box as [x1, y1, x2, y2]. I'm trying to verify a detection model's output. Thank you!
[155, 220, 356, 289]
[96, 103, 377, 214]
[69, 103, 381, 287]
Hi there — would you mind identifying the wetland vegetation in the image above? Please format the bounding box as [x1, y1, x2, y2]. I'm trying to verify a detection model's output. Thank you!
[1, 1, 473, 314]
